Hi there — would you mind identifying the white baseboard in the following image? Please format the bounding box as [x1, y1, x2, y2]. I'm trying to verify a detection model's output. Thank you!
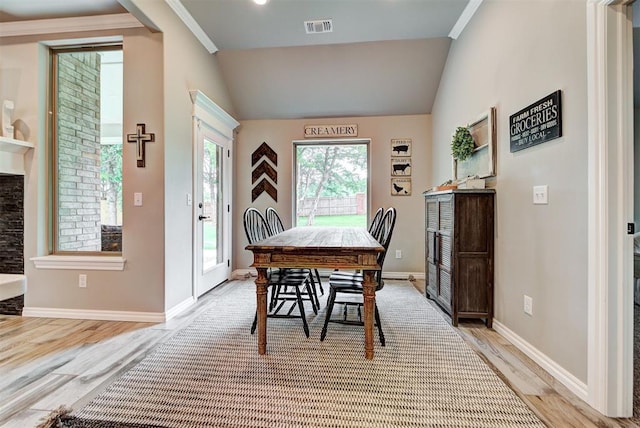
[164, 296, 196, 321]
[232, 269, 254, 280]
[22, 297, 196, 322]
[493, 319, 588, 402]
[231, 268, 424, 281]
[383, 272, 425, 280]
[22, 307, 166, 323]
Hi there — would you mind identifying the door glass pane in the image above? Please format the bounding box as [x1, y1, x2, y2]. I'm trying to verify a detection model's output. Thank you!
[202, 138, 223, 271]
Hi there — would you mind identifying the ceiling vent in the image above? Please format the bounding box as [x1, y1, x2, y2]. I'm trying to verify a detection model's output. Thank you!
[304, 19, 333, 34]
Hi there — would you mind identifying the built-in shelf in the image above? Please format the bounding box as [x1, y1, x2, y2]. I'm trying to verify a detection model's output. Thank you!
[0, 136, 34, 155]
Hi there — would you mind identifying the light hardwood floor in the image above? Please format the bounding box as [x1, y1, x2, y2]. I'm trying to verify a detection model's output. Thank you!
[0, 279, 637, 427]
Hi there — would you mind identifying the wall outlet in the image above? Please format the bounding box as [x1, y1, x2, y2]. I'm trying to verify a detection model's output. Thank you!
[533, 185, 548, 204]
[79, 274, 87, 288]
[524, 295, 533, 315]
[395, 250, 402, 259]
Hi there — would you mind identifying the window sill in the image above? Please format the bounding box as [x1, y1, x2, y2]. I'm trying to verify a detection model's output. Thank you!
[31, 255, 126, 271]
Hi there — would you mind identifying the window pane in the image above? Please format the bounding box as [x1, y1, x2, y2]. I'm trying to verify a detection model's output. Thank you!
[54, 48, 123, 252]
[202, 138, 223, 268]
[295, 143, 368, 227]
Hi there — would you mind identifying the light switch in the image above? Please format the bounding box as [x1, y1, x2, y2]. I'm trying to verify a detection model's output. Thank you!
[186, 193, 192, 206]
[134, 192, 143, 206]
[533, 185, 548, 205]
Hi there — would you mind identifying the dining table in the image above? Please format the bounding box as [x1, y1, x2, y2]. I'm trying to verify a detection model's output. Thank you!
[245, 226, 384, 359]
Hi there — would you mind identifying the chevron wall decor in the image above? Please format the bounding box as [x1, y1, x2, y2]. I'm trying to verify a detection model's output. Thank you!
[251, 142, 277, 202]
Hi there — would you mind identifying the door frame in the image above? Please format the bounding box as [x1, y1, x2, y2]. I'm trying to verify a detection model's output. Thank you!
[586, 0, 634, 417]
[190, 90, 239, 299]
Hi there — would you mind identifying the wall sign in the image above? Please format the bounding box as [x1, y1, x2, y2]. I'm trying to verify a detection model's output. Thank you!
[509, 90, 562, 153]
[304, 124, 357, 138]
[251, 142, 277, 202]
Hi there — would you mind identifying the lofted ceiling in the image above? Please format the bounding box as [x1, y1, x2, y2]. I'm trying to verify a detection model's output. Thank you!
[0, 0, 474, 120]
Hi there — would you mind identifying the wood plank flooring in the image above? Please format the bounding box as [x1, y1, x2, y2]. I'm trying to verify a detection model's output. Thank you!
[0, 279, 637, 427]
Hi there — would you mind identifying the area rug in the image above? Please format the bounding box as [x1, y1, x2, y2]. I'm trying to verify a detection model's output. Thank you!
[53, 281, 544, 427]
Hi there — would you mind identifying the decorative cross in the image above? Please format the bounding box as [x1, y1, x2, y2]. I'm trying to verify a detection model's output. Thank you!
[126, 123, 155, 167]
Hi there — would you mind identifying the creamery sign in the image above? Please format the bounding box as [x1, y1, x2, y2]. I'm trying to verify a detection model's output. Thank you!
[304, 124, 358, 138]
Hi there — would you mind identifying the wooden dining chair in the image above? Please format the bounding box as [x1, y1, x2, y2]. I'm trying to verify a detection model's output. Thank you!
[243, 207, 315, 337]
[330, 207, 384, 282]
[320, 207, 397, 345]
[265, 207, 323, 303]
[368, 207, 385, 238]
[265, 206, 285, 235]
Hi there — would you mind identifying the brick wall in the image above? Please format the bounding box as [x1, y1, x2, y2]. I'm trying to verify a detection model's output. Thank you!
[57, 52, 102, 251]
[0, 174, 24, 273]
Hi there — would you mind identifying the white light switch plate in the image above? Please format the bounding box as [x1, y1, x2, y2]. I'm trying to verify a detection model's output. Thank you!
[134, 192, 143, 206]
[533, 185, 548, 205]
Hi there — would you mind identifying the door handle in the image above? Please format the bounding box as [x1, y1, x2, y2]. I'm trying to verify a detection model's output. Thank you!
[198, 215, 210, 221]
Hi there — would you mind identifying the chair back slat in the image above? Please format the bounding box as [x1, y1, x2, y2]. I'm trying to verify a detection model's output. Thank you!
[368, 207, 385, 239]
[243, 207, 270, 244]
[265, 207, 286, 236]
[374, 207, 397, 285]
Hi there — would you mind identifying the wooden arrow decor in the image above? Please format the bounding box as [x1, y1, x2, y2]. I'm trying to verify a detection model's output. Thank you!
[252, 159, 278, 184]
[252, 178, 277, 202]
[251, 142, 278, 202]
[251, 142, 278, 166]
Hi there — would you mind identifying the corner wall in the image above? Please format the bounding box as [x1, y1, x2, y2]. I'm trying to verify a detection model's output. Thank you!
[126, 0, 236, 311]
[431, 1, 588, 382]
[234, 115, 431, 276]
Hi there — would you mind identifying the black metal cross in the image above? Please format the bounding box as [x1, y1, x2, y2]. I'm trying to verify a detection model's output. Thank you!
[126, 123, 155, 167]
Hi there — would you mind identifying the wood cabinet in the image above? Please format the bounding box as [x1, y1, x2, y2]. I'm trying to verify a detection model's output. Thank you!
[424, 189, 494, 327]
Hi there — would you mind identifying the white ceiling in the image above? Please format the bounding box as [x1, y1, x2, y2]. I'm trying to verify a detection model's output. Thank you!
[0, 0, 473, 120]
[0, 0, 126, 22]
[180, 0, 469, 50]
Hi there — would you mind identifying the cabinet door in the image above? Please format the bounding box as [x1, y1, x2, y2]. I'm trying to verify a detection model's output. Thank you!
[436, 196, 453, 310]
[425, 198, 438, 298]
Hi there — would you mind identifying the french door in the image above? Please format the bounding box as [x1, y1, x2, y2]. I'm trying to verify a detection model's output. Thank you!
[195, 123, 231, 296]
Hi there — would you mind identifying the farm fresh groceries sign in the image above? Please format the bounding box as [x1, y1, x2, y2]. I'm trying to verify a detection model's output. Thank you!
[509, 90, 562, 153]
[304, 124, 358, 138]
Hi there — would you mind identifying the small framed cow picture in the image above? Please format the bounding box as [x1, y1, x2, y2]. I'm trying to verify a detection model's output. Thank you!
[391, 178, 411, 196]
[391, 138, 412, 157]
[391, 158, 411, 176]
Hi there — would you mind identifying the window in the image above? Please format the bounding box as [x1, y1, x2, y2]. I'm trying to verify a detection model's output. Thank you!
[294, 141, 369, 227]
[51, 46, 123, 253]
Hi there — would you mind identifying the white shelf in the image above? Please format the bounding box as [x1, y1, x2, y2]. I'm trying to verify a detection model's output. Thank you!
[0, 136, 34, 154]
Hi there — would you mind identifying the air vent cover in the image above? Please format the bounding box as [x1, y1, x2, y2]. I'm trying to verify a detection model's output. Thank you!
[304, 19, 333, 34]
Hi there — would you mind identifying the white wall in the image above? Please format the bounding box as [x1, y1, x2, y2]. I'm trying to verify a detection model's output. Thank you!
[431, 1, 588, 381]
[0, 27, 166, 313]
[127, 0, 236, 311]
[633, 108, 640, 227]
[235, 115, 431, 276]
[0, 3, 235, 315]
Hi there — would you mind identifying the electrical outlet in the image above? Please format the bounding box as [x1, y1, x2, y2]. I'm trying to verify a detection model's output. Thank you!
[395, 250, 402, 259]
[533, 185, 548, 205]
[79, 274, 87, 288]
[524, 295, 533, 316]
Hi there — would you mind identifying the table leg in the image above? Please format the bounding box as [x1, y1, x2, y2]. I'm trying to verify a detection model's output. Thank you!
[255, 267, 269, 355]
[362, 270, 376, 359]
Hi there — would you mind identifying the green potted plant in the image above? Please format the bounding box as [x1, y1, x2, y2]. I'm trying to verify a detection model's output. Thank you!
[451, 126, 475, 161]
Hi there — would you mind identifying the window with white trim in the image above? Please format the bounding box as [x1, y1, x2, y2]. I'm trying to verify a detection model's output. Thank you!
[50, 45, 123, 253]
